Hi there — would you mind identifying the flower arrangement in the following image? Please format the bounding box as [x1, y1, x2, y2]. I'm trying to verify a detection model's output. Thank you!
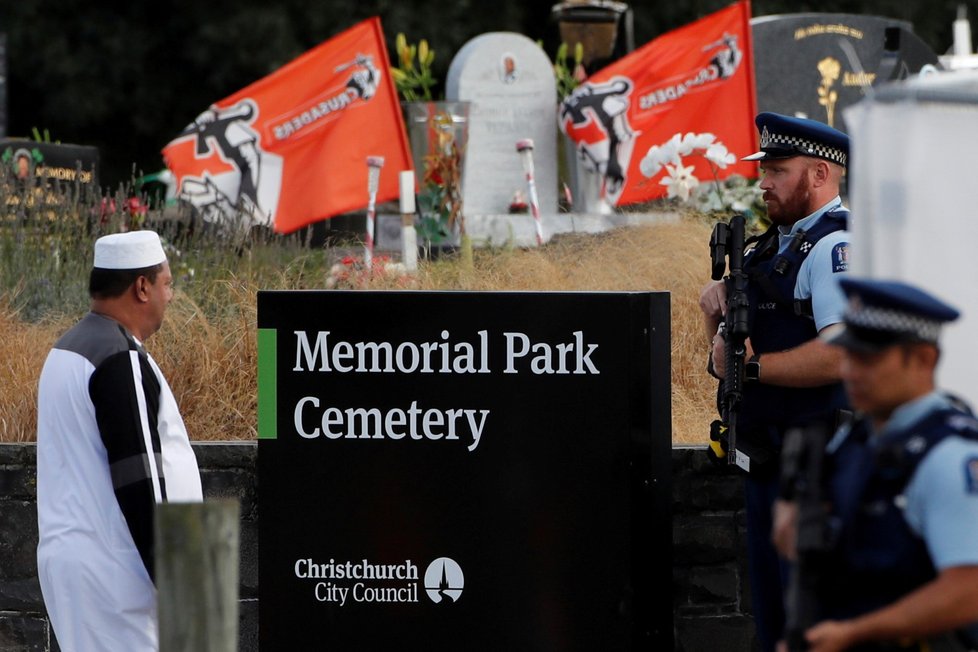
[390, 33, 437, 102]
[326, 254, 411, 290]
[639, 132, 765, 221]
[390, 33, 469, 258]
[689, 174, 765, 219]
[415, 110, 465, 247]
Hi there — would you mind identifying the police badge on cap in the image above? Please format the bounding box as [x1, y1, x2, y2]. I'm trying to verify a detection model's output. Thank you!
[742, 112, 849, 168]
[824, 278, 960, 353]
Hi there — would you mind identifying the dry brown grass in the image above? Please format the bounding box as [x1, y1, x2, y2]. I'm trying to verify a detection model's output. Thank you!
[416, 219, 718, 443]
[153, 279, 259, 441]
[0, 307, 58, 441]
[0, 217, 718, 444]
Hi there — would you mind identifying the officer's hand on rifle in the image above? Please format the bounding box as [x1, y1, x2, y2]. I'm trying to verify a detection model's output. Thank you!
[699, 280, 728, 337]
[803, 619, 859, 652]
[772, 498, 799, 561]
[710, 333, 755, 380]
[710, 329, 726, 378]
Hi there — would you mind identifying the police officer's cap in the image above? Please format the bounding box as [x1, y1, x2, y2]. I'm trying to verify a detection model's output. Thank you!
[824, 278, 960, 353]
[742, 112, 849, 168]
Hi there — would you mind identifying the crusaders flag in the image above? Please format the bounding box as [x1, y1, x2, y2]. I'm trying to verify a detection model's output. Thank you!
[560, 1, 757, 206]
[163, 17, 411, 233]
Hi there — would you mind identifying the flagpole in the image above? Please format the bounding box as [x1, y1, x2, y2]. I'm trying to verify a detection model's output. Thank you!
[399, 170, 418, 272]
[516, 139, 544, 246]
[365, 156, 385, 270]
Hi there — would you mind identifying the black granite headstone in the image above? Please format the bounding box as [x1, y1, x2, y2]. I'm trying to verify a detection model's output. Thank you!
[751, 13, 940, 132]
[0, 138, 99, 187]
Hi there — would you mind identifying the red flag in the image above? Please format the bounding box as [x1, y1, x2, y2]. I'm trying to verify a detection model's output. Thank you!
[162, 17, 411, 234]
[560, 1, 757, 206]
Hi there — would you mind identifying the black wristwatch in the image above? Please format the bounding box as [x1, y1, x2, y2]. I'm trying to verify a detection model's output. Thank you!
[745, 354, 761, 383]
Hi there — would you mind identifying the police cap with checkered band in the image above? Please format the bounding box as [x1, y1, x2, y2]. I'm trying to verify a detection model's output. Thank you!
[823, 278, 960, 353]
[742, 112, 849, 168]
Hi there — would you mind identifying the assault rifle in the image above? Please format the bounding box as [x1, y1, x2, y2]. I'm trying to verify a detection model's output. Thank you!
[780, 422, 833, 652]
[709, 214, 750, 469]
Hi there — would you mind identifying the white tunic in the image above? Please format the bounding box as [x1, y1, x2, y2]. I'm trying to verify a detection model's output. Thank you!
[36, 312, 202, 651]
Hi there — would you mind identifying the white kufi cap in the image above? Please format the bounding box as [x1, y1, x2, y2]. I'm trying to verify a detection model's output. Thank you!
[93, 231, 167, 270]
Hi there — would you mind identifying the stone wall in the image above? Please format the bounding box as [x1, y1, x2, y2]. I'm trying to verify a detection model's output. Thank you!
[672, 446, 757, 651]
[0, 442, 259, 652]
[0, 442, 755, 651]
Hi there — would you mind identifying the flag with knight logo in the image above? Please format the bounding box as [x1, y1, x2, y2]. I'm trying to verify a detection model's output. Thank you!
[560, 0, 758, 207]
[162, 17, 411, 234]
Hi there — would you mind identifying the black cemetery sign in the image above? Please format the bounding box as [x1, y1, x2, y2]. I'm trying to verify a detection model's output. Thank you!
[257, 290, 672, 651]
[751, 13, 940, 132]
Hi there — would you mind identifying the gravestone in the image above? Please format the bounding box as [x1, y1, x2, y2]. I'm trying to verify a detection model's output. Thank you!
[0, 138, 99, 187]
[446, 33, 558, 226]
[751, 14, 940, 132]
[375, 213, 403, 252]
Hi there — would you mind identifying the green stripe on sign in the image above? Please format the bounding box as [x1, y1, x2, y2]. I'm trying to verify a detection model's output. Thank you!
[257, 328, 277, 440]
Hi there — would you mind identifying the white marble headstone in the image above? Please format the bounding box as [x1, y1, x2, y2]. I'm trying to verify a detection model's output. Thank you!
[446, 33, 558, 219]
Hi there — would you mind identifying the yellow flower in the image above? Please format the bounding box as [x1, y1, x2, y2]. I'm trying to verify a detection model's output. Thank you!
[391, 34, 437, 102]
[818, 57, 841, 84]
[418, 39, 429, 68]
[396, 33, 412, 69]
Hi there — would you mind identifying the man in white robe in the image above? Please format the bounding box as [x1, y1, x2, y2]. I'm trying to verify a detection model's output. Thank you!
[36, 230, 203, 651]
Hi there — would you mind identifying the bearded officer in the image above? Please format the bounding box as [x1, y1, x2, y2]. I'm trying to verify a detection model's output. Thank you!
[36, 230, 203, 651]
[700, 112, 852, 652]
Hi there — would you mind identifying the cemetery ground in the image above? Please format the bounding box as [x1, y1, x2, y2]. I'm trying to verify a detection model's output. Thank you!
[0, 197, 718, 445]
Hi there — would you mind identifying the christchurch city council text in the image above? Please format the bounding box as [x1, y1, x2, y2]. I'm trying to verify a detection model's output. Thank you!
[313, 582, 419, 606]
[296, 559, 421, 607]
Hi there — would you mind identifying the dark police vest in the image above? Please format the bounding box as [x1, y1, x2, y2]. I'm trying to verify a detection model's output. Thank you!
[822, 401, 978, 621]
[736, 209, 850, 449]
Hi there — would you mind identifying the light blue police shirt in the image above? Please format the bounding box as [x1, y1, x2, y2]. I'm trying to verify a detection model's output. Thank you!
[780, 196, 850, 332]
[888, 392, 978, 570]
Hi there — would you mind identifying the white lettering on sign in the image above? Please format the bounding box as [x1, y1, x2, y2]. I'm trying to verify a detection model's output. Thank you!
[292, 329, 601, 375]
[503, 331, 599, 375]
[288, 328, 602, 451]
[293, 330, 490, 374]
[293, 397, 489, 452]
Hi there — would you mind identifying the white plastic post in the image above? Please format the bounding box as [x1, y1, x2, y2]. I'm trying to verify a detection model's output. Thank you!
[516, 139, 544, 246]
[399, 170, 418, 272]
[365, 156, 385, 270]
[954, 5, 973, 56]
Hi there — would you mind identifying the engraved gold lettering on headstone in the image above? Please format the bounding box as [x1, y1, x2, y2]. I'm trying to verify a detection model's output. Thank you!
[794, 24, 865, 40]
[843, 71, 876, 86]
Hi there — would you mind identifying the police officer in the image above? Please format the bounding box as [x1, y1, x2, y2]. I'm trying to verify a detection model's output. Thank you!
[700, 112, 852, 652]
[774, 278, 978, 652]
